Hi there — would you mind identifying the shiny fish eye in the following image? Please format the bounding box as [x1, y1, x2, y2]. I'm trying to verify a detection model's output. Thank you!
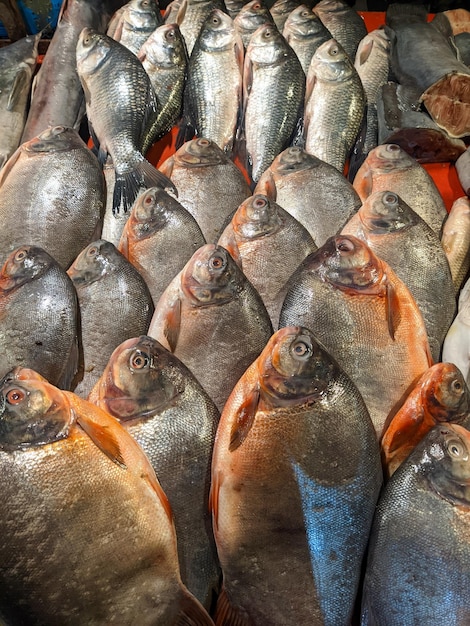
[6, 388, 25, 405]
[253, 2, 262, 8]
[291, 337, 313, 360]
[384, 192, 398, 205]
[329, 45, 339, 56]
[301, 9, 309, 16]
[130, 351, 150, 370]
[336, 238, 354, 253]
[86, 246, 98, 257]
[211, 15, 220, 25]
[386, 144, 400, 153]
[144, 193, 154, 206]
[166, 29, 176, 40]
[209, 253, 226, 271]
[253, 196, 267, 209]
[14, 249, 27, 262]
[447, 437, 466, 459]
[451, 379, 463, 394]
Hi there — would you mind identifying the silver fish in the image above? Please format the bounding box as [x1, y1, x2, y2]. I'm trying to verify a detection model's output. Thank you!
[178, 0, 227, 56]
[282, 5, 332, 75]
[312, 0, 367, 62]
[107, 0, 163, 56]
[233, 0, 276, 49]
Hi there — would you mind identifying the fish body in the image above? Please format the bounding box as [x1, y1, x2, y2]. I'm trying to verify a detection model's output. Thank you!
[211, 326, 382, 625]
[118, 186, 206, 306]
[282, 5, 332, 75]
[312, 0, 367, 62]
[88, 335, 221, 610]
[107, 0, 163, 56]
[255, 146, 361, 246]
[0, 374, 214, 625]
[304, 38, 365, 173]
[148, 243, 273, 411]
[233, 0, 276, 49]
[0, 246, 79, 391]
[67, 240, 155, 398]
[441, 196, 470, 292]
[0, 125, 105, 269]
[362, 423, 470, 625]
[279, 235, 432, 436]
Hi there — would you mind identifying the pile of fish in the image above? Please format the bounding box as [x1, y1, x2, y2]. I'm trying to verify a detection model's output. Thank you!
[2, 0, 470, 623]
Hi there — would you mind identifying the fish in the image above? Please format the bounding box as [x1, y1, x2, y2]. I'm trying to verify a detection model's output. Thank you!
[210, 326, 382, 625]
[442, 279, 470, 387]
[282, 5, 332, 76]
[163, 0, 187, 25]
[312, 0, 368, 62]
[182, 9, 244, 155]
[0, 33, 40, 169]
[178, 0, 227, 56]
[67, 239, 155, 398]
[255, 145, 362, 247]
[0, 246, 79, 390]
[381, 362, 470, 478]
[148, 243, 273, 411]
[242, 23, 305, 184]
[279, 235, 433, 436]
[76, 27, 176, 214]
[456, 145, 470, 196]
[218, 193, 317, 326]
[0, 372, 215, 625]
[269, 0, 301, 34]
[88, 335, 221, 610]
[341, 190, 456, 363]
[304, 38, 365, 173]
[107, 0, 163, 56]
[233, 0, 277, 50]
[441, 195, 470, 292]
[159, 138, 252, 243]
[352, 142, 449, 237]
[100, 155, 130, 246]
[0, 125, 105, 269]
[118, 186, 207, 307]
[361, 423, 470, 625]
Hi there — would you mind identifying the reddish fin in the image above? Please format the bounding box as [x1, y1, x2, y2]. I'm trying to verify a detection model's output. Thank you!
[158, 155, 175, 178]
[220, 230, 242, 268]
[214, 587, 254, 626]
[385, 279, 401, 340]
[75, 410, 127, 469]
[163, 296, 182, 353]
[254, 171, 277, 201]
[229, 387, 260, 452]
[352, 162, 373, 197]
[208, 468, 221, 532]
[381, 407, 425, 455]
[176, 590, 215, 625]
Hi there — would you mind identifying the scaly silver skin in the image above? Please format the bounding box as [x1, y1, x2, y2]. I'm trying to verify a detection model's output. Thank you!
[283, 5, 332, 76]
[107, 0, 163, 56]
[178, 0, 227, 55]
[313, 0, 368, 62]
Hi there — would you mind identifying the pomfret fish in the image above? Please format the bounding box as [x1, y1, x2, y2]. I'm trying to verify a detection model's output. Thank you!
[0, 246, 79, 390]
[148, 243, 273, 411]
[279, 235, 433, 436]
[312, 0, 367, 62]
[88, 335, 221, 610]
[210, 326, 382, 625]
[283, 5, 332, 76]
[381, 362, 470, 477]
[0, 125, 105, 269]
[0, 373, 215, 625]
[107, 0, 163, 56]
[233, 0, 276, 49]
[361, 423, 470, 625]
[441, 196, 470, 292]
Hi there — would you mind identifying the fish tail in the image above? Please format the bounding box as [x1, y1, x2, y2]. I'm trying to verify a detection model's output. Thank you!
[213, 586, 253, 625]
[176, 589, 215, 625]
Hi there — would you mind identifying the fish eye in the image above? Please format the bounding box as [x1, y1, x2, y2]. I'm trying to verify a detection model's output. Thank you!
[83, 33, 92, 46]
[14, 249, 28, 262]
[291, 337, 313, 360]
[253, 2, 262, 8]
[383, 192, 398, 206]
[5, 388, 26, 405]
[209, 253, 226, 271]
[386, 144, 400, 153]
[166, 28, 176, 40]
[329, 44, 339, 56]
[143, 193, 155, 206]
[336, 238, 354, 253]
[451, 379, 464, 394]
[301, 9, 309, 16]
[130, 350, 150, 370]
[197, 138, 210, 147]
[446, 437, 467, 459]
[253, 196, 267, 209]
[86, 245, 98, 257]
[211, 14, 220, 25]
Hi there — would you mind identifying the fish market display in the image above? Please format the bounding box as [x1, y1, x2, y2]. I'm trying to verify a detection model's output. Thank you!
[218, 193, 317, 326]
[233, 0, 276, 49]
[312, 0, 368, 62]
[279, 235, 432, 436]
[0, 246, 79, 390]
[183, 9, 243, 155]
[107, 0, 163, 56]
[0, 33, 40, 169]
[282, 5, 332, 76]
[178, 0, 227, 55]
[118, 186, 206, 306]
[304, 38, 365, 173]
[76, 27, 176, 214]
[67, 240, 155, 397]
[0, 125, 105, 269]
[441, 195, 470, 292]
[88, 335, 221, 610]
[255, 146, 362, 247]
[353, 143, 449, 237]
[148, 243, 273, 411]
[159, 138, 252, 242]
[381, 362, 470, 477]
[242, 23, 305, 184]
[0, 372, 214, 625]
[341, 190, 456, 362]
[361, 423, 470, 624]
[211, 326, 382, 625]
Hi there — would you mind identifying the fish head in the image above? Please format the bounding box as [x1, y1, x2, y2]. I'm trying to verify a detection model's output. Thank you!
[273, 146, 320, 175]
[311, 38, 352, 82]
[284, 6, 323, 37]
[423, 363, 470, 423]
[139, 23, 186, 67]
[232, 194, 282, 239]
[95, 336, 180, 422]
[0, 246, 54, 293]
[359, 191, 417, 234]
[67, 240, 118, 286]
[25, 126, 81, 154]
[0, 376, 74, 451]
[127, 0, 160, 28]
[174, 138, 226, 167]
[76, 28, 112, 76]
[235, 0, 272, 27]
[181, 244, 239, 306]
[131, 187, 171, 234]
[365, 143, 413, 174]
[247, 24, 284, 65]
[201, 9, 236, 52]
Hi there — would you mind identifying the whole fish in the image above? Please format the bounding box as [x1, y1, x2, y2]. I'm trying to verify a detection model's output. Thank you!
[242, 23, 305, 184]
[118, 186, 206, 306]
[352, 142, 448, 237]
[178, 0, 227, 55]
[282, 5, 332, 75]
[341, 190, 456, 362]
[312, 0, 367, 62]
[279, 235, 432, 436]
[107, 0, 163, 56]
[0, 246, 79, 390]
[255, 146, 362, 246]
[233, 0, 276, 50]
[210, 326, 382, 625]
[381, 362, 470, 477]
[361, 423, 470, 625]
[183, 9, 244, 155]
[0, 373, 214, 625]
[0, 125, 105, 269]
[88, 335, 221, 609]
[76, 28, 176, 214]
[218, 193, 317, 326]
[0, 33, 40, 169]
[138, 23, 188, 143]
[159, 138, 252, 242]
[148, 243, 273, 411]
[304, 38, 365, 173]
[67, 240, 155, 398]
[441, 196, 470, 292]
[269, 0, 301, 33]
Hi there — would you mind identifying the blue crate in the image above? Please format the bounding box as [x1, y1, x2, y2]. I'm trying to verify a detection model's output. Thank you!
[0, 0, 62, 37]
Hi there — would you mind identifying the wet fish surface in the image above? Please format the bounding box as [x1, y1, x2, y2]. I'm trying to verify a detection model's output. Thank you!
[312, 0, 368, 62]
[283, 5, 332, 76]
[107, 0, 163, 56]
